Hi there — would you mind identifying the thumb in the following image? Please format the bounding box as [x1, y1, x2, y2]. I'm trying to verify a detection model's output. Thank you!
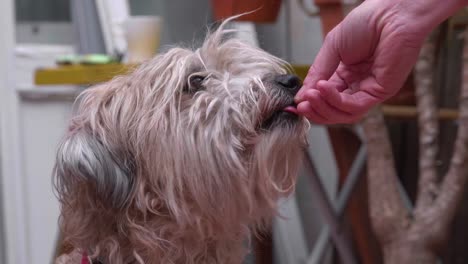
[296, 29, 341, 101]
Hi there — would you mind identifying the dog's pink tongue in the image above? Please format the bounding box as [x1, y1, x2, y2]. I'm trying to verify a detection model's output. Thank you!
[283, 106, 298, 114]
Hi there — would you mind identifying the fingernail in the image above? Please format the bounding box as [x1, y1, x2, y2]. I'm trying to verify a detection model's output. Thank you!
[296, 86, 307, 100]
[316, 80, 325, 90]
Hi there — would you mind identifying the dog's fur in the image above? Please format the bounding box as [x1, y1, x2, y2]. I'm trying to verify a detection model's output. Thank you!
[54, 19, 308, 264]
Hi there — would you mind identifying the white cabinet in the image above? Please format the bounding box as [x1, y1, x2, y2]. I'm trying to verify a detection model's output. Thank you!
[1, 10, 80, 263]
[15, 90, 79, 264]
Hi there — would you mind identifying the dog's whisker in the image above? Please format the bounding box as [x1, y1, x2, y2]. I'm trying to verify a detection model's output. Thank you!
[195, 49, 208, 71]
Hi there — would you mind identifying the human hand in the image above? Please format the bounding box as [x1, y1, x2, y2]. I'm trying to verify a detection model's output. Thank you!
[295, 0, 466, 124]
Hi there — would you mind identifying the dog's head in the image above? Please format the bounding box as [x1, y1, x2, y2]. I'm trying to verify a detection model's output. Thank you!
[54, 19, 308, 263]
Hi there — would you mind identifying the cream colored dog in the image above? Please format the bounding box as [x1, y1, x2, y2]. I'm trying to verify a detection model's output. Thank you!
[54, 18, 308, 264]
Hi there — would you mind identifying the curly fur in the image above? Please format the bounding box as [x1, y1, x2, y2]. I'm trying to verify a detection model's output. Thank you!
[53, 17, 308, 264]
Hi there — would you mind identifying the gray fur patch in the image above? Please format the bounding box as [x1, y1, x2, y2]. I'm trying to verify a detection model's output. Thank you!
[55, 130, 133, 208]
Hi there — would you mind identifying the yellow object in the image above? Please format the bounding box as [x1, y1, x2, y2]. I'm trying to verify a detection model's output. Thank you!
[34, 64, 310, 86]
[34, 64, 136, 86]
[292, 65, 309, 81]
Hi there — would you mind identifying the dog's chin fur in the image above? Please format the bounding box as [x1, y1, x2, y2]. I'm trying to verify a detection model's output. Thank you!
[53, 17, 309, 264]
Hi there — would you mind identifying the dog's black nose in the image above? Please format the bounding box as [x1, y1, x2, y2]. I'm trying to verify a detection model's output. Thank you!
[275, 74, 301, 95]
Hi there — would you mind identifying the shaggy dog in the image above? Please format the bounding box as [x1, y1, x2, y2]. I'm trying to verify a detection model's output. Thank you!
[54, 18, 308, 264]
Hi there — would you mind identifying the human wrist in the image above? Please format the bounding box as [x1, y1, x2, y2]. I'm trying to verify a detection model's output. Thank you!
[397, 0, 468, 36]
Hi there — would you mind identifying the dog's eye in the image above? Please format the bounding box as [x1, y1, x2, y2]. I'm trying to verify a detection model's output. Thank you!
[184, 75, 205, 93]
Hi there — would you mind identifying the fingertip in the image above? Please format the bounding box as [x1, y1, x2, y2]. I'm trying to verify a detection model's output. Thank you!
[316, 81, 339, 94]
[295, 89, 306, 102]
[316, 83, 341, 105]
[316, 80, 328, 88]
[303, 88, 321, 99]
[296, 101, 311, 114]
[296, 101, 329, 124]
[296, 83, 319, 102]
[296, 101, 317, 118]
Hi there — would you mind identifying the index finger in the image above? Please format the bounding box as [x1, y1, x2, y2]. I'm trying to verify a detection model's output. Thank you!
[296, 28, 342, 101]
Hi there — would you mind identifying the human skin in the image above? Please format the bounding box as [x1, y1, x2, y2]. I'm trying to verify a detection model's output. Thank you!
[295, 0, 468, 124]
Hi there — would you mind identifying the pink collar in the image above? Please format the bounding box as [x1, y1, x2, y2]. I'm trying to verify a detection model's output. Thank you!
[81, 252, 90, 264]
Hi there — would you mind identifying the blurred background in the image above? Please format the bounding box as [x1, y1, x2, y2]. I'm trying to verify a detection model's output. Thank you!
[2, 0, 468, 264]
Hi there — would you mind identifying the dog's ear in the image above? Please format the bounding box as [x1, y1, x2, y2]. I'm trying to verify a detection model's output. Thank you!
[54, 128, 134, 208]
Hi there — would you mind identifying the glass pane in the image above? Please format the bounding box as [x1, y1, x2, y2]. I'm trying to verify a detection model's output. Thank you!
[16, 0, 71, 22]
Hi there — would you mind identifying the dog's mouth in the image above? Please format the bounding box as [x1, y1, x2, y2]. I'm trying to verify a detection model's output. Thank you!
[260, 101, 300, 130]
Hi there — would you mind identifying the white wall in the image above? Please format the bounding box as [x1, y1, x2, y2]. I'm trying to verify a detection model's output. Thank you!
[17, 90, 78, 263]
[0, 0, 21, 263]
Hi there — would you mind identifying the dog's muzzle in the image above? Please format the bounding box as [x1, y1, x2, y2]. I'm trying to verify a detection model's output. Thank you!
[275, 74, 301, 96]
[259, 74, 302, 130]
